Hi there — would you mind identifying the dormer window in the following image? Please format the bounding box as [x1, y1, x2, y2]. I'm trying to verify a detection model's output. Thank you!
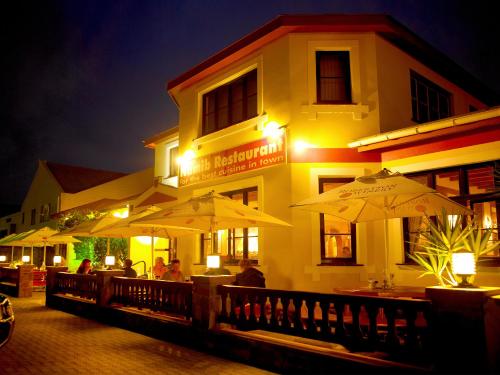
[202, 70, 257, 136]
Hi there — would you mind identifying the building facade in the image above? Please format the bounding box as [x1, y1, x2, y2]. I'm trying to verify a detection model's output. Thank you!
[158, 15, 499, 292]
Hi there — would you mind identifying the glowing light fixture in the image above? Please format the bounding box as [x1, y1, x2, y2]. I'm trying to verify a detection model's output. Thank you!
[105, 256, 116, 268]
[293, 140, 312, 154]
[452, 250, 477, 288]
[53, 255, 62, 265]
[22, 255, 30, 264]
[206, 255, 220, 269]
[0, 255, 6, 262]
[112, 208, 129, 219]
[262, 121, 284, 139]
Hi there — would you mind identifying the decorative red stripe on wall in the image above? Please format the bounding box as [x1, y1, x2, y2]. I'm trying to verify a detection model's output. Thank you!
[381, 127, 500, 162]
[290, 148, 381, 163]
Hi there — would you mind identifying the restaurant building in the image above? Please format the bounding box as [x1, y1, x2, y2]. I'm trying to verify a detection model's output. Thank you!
[154, 14, 499, 292]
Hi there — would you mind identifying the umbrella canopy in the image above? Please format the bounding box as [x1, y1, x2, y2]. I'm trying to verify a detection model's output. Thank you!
[1, 227, 79, 267]
[0, 233, 21, 246]
[93, 207, 200, 239]
[132, 191, 292, 232]
[291, 169, 472, 222]
[54, 215, 122, 238]
[291, 169, 472, 287]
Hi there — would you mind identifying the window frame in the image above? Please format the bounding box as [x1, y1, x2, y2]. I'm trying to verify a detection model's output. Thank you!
[319, 177, 357, 266]
[30, 208, 36, 225]
[403, 161, 499, 266]
[201, 70, 258, 136]
[200, 187, 259, 265]
[316, 51, 352, 104]
[410, 70, 452, 123]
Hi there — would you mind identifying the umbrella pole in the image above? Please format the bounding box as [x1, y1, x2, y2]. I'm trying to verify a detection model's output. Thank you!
[11, 246, 14, 264]
[107, 238, 110, 255]
[150, 228, 154, 280]
[31, 245, 34, 265]
[383, 220, 390, 289]
[42, 244, 47, 270]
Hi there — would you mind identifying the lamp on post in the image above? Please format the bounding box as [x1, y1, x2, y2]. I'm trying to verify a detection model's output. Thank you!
[0, 255, 6, 262]
[206, 254, 220, 269]
[22, 255, 30, 264]
[452, 250, 477, 288]
[105, 255, 116, 270]
[53, 255, 62, 266]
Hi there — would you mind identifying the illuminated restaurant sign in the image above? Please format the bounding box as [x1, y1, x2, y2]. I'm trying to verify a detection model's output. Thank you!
[179, 135, 286, 187]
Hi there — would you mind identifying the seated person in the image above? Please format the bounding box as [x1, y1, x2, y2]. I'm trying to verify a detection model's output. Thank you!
[233, 259, 265, 288]
[122, 258, 137, 278]
[161, 259, 184, 282]
[76, 258, 93, 275]
[152, 257, 168, 279]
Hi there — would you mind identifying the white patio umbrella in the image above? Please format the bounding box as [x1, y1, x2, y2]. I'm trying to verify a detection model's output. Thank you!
[132, 190, 292, 261]
[291, 169, 472, 285]
[93, 207, 201, 278]
[3, 227, 79, 268]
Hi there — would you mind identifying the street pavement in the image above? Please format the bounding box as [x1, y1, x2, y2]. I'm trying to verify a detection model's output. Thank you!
[1, 292, 275, 375]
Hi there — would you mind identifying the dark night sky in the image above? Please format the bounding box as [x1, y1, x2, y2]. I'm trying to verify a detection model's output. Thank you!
[1, 0, 499, 210]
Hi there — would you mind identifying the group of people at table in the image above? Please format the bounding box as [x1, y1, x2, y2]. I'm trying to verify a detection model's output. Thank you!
[76, 257, 266, 287]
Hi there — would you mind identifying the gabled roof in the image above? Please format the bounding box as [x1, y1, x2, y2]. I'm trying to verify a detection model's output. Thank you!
[167, 14, 497, 105]
[45, 161, 126, 194]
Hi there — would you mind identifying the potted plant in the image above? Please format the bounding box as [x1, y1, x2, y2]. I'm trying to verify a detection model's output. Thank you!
[408, 210, 499, 287]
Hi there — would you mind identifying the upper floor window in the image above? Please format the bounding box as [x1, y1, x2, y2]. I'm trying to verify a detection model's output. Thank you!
[316, 51, 352, 104]
[202, 70, 257, 136]
[40, 204, 50, 223]
[410, 70, 452, 123]
[319, 178, 357, 265]
[167, 145, 179, 178]
[30, 208, 36, 225]
[404, 161, 499, 266]
[200, 187, 259, 264]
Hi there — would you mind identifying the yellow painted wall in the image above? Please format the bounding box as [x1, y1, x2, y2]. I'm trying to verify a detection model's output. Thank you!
[165, 30, 498, 293]
[374, 35, 488, 133]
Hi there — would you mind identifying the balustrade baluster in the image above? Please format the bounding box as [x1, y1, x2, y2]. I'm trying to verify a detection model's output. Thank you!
[349, 303, 363, 348]
[366, 303, 380, 348]
[248, 293, 257, 328]
[319, 300, 331, 339]
[383, 305, 400, 351]
[269, 295, 278, 328]
[335, 302, 346, 341]
[306, 299, 317, 336]
[258, 294, 267, 328]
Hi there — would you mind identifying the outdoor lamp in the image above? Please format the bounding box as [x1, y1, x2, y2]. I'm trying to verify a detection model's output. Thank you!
[22, 255, 30, 264]
[452, 250, 477, 288]
[53, 255, 62, 265]
[206, 255, 220, 269]
[105, 256, 116, 269]
[0, 255, 6, 262]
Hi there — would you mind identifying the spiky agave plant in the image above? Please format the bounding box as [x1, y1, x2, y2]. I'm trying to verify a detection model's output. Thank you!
[408, 210, 473, 287]
[462, 226, 500, 283]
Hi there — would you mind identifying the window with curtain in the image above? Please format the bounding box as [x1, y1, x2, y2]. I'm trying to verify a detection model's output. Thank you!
[200, 187, 259, 264]
[316, 51, 352, 104]
[202, 70, 257, 136]
[404, 161, 499, 265]
[319, 178, 357, 265]
[168, 146, 179, 178]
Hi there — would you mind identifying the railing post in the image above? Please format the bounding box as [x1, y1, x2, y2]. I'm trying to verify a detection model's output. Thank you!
[95, 270, 124, 308]
[426, 286, 500, 373]
[16, 264, 34, 298]
[45, 266, 68, 307]
[191, 275, 235, 330]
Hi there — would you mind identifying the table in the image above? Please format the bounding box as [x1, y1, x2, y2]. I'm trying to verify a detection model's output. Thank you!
[333, 286, 426, 299]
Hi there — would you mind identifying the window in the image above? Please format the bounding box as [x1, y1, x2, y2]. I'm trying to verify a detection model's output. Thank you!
[21, 212, 25, 224]
[403, 161, 499, 265]
[316, 51, 352, 104]
[202, 70, 258, 136]
[319, 178, 357, 265]
[168, 146, 179, 178]
[200, 187, 258, 264]
[40, 204, 50, 223]
[30, 208, 36, 225]
[410, 70, 452, 123]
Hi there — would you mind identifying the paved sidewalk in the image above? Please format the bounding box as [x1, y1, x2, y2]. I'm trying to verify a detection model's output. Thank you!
[1, 292, 275, 375]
